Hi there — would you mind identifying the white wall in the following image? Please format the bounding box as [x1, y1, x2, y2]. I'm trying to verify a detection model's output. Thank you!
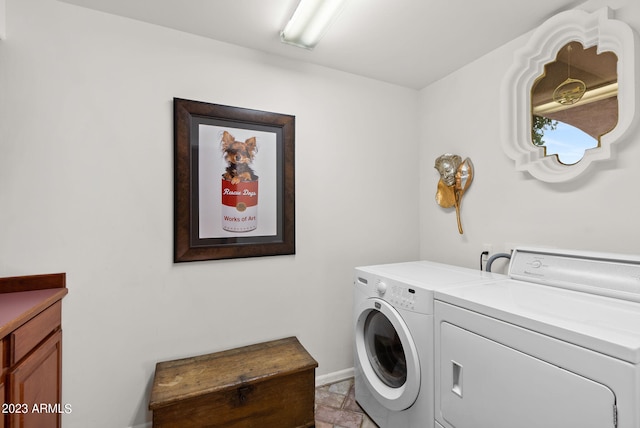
[0, 0, 419, 427]
[0, 0, 5, 40]
[5, 0, 640, 426]
[418, 1, 640, 271]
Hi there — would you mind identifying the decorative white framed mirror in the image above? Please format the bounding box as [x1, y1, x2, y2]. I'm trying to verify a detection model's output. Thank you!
[501, 8, 636, 183]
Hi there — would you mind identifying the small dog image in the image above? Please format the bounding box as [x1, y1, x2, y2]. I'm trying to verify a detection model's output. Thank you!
[221, 130, 258, 184]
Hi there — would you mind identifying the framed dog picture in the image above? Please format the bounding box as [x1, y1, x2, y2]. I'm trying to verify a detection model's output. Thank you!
[173, 98, 295, 262]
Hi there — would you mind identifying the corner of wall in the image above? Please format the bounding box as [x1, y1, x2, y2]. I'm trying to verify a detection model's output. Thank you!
[0, 0, 6, 40]
[316, 367, 355, 387]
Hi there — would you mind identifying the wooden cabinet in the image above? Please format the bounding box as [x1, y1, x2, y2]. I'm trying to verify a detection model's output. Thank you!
[0, 382, 4, 428]
[0, 274, 67, 428]
[1, 337, 5, 428]
[8, 330, 62, 428]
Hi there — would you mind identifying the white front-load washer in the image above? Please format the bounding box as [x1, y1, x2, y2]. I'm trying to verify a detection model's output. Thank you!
[434, 247, 640, 428]
[354, 261, 500, 428]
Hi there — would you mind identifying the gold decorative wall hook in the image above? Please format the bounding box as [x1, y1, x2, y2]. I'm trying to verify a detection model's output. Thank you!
[434, 154, 474, 234]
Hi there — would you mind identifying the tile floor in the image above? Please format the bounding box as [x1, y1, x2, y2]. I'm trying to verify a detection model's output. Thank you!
[315, 378, 378, 428]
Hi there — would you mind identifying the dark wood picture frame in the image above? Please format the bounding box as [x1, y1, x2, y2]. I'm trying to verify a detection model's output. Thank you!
[174, 98, 295, 262]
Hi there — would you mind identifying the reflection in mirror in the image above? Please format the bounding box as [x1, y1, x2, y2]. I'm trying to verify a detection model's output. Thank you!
[531, 41, 618, 165]
[502, 7, 635, 182]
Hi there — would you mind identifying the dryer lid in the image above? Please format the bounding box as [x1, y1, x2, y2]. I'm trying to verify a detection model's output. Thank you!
[438, 279, 640, 363]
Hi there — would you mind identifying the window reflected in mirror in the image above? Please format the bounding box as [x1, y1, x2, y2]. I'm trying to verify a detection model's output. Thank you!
[531, 41, 618, 165]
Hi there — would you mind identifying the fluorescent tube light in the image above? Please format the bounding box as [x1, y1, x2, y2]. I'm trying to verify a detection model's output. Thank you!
[280, 0, 349, 50]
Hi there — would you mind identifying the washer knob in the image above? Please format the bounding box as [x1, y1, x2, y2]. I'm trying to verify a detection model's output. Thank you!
[376, 281, 387, 295]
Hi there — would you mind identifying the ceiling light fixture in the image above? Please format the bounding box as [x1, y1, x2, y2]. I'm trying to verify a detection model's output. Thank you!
[280, 0, 349, 50]
[533, 82, 618, 115]
[552, 44, 586, 105]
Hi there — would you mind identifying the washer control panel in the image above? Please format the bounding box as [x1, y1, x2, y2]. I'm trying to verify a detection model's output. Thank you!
[388, 283, 417, 310]
[355, 272, 431, 314]
[376, 280, 387, 296]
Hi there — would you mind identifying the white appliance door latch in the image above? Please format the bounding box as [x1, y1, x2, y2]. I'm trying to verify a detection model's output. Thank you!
[452, 360, 463, 398]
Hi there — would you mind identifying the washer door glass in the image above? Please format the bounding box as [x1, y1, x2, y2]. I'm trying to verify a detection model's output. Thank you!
[355, 297, 420, 411]
[364, 310, 407, 388]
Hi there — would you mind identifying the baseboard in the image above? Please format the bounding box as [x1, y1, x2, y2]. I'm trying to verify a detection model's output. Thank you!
[129, 423, 151, 428]
[315, 367, 354, 387]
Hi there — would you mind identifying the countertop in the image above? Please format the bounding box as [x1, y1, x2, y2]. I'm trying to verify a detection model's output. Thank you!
[0, 273, 67, 338]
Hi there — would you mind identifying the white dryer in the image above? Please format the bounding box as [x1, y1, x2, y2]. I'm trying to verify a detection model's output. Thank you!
[434, 247, 640, 428]
[354, 261, 499, 428]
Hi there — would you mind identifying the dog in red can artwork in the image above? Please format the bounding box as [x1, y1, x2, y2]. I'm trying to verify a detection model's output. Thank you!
[221, 130, 258, 184]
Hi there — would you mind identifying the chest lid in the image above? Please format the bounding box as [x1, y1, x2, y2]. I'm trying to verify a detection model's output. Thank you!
[149, 336, 318, 410]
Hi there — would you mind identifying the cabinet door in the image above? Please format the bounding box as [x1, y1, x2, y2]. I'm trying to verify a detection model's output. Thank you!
[1, 382, 5, 428]
[439, 322, 616, 428]
[8, 330, 61, 428]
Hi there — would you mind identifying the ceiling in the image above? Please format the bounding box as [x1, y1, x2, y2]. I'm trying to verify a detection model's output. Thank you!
[58, 0, 584, 89]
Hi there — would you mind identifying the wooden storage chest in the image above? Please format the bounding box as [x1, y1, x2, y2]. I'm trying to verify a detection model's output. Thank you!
[149, 337, 318, 428]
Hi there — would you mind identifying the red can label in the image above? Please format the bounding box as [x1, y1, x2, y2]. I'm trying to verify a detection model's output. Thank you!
[221, 179, 258, 232]
[221, 180, 258, 209]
